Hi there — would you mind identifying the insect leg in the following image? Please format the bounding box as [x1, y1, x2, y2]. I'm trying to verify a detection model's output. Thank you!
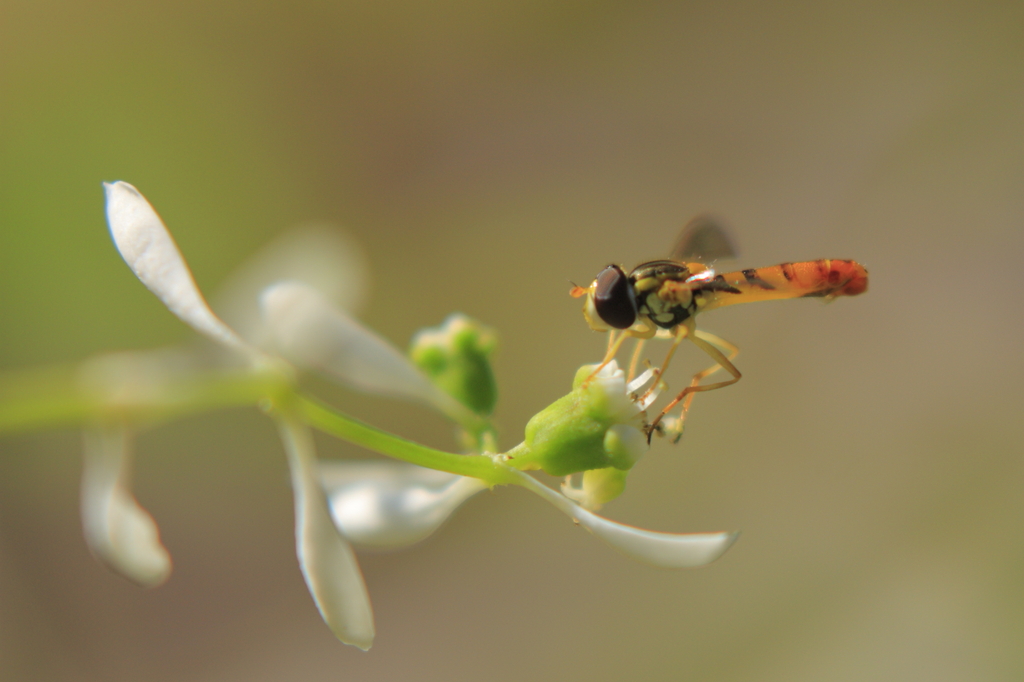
[626, 338, 648, 383]
[639, 323, 690, 402]
[663, 331, 740, 442]
[586, 330, 629, 382]
[606, 329, 619, 355]
[679, 331, 739, 415]
[647, 329, 742, 442]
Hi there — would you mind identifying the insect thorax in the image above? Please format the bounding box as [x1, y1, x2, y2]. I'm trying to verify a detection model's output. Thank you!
[630, 260, 697, 330]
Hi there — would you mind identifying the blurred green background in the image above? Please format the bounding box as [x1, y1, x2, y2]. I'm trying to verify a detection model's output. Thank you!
[2, 1, 1023, 679]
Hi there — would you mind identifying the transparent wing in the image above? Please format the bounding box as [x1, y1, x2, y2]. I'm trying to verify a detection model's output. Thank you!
[669, 214, 738, 262]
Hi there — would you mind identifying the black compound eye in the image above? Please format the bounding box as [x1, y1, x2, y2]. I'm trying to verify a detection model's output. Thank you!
[593, 265, 637, 329]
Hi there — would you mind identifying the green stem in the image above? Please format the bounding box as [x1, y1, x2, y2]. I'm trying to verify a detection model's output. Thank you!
[0, 363, 285, 434]
[293, 395, 519, 486]
[1, 362, 521, 488]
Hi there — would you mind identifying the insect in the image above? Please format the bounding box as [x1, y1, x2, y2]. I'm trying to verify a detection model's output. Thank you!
[571, 215, 868, 441]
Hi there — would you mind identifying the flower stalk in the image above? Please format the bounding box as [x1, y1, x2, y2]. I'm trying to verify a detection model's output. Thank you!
[293, 395, 519, 486]
[0, 362, 284, 433]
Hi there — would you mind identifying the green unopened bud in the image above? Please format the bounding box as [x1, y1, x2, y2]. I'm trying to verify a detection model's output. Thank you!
[410, 314, 498, 417]
[506, 362, 648, 477]
[561, 467, 629, 511]
[603, 424, 647, 470]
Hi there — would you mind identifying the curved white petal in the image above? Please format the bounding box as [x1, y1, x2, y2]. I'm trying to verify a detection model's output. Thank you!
[103, 181, 253, 356]
[276, 416, 375, 650]
[509, 468, 738, 568]
[260, 281, 473, 422]
[213, 224, 368, 348]
[80, 427, 171, 588]
[320, 461, 487, 549]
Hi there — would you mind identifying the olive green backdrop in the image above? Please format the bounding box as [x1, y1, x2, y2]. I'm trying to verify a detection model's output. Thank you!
[2, 1, 1023, 680]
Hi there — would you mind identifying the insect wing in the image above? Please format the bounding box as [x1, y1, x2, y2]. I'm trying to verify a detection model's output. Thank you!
[669, 214, 738, 263]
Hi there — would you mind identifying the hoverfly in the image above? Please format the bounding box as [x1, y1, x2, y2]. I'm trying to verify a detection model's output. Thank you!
[571, 215, 868, 440]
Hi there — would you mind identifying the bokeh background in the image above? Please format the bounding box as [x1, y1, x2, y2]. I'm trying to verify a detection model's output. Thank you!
[2, 1, 1023, 680]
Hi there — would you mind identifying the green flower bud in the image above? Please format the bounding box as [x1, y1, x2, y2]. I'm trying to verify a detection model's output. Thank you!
[561, 467, 630, 511]
[409, 314, 498, 417]
[506, 362, 649, 477]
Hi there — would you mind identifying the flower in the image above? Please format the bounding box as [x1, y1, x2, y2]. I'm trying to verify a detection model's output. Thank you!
[505, 362, 654, 477]
[99, 180, 740, 652]
[103, 181, 375, 649]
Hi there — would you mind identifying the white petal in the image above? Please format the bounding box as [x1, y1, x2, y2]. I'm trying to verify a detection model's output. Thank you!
[213, 224, 368, 348]
[588, 361, 642, 422]
[626, 367, 657, 395]
[80, 427, 171, 588]
[509, 468, 738, 568]
[276, 416, 375, 650]
[261, 282, 472, 422]
[103, 181, 252, 356]
[321, 461, 487, 549]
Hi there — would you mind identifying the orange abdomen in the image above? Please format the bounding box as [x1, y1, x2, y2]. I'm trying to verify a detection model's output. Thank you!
[698, 259, 868, 311]
[775, 259, 868, 297]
